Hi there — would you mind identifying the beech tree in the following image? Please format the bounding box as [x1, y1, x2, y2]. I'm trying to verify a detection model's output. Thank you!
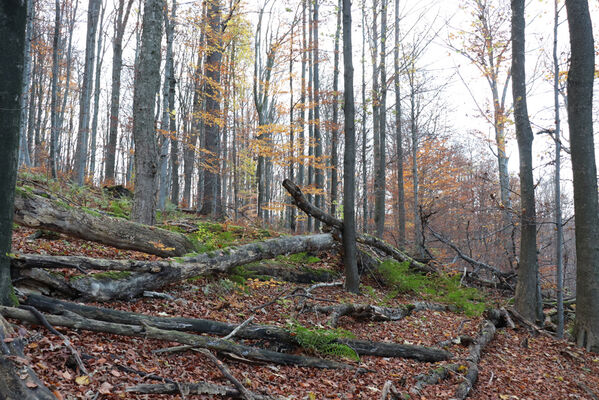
[0, 0, 26, 306]
[511, 0, 541, 323]
[565, 0, 599, 352]
[342, 0, 359, 293]
[130, 0, 165, 225]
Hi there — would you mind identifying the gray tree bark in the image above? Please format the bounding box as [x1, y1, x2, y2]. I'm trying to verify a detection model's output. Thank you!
[511, 0, 541, 323]
[330, 0, 341, 219]
[89, 2, 106, 180]
[564, 0, 599, 352]
[130, 0, 165, 225]
[342, 0, 360, 293]
[49, 0, 62, 178]
[0, 0, 26, 307]
[74, 0, 101, 185]
[394, 0, 405, 245]
[18, 0, 33, 168]
[104, 0, 134, 182]
[374, 0, 387, 239]
[313, 0, 323, 231]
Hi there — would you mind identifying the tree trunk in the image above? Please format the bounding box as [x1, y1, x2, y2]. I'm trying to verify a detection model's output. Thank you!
[105, 0, 134, 183]
[12, 234, 335, 300]
[18, 0, 33, 168]
[313, 0, 323, 231]
[341, 0, 360, 293]
[89, 2, 106, 181]
[564, 0, 599, 352]
[49, 0, 61, 178]
[74, 0, 101, 185]
[511, 0, 541, 323]
[131, 0, 165, 225]
[374, 0, 387, 239]
[0, 0, 26, 307]
[199, 0, 223, 217]
[394, 0, 405, 245]
[330, 0, 341, 219]
[361, 1, 368, 232]
[13, 190, 195, 257]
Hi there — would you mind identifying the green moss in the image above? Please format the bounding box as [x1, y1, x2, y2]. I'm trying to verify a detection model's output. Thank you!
[81, 207, 102, 217]
[277, 252, 321, 265]
[8, 287, 19, 307]
[289, 322, 359, 361]
[109, 198, 131, 219]
[378, 260, 487, 316]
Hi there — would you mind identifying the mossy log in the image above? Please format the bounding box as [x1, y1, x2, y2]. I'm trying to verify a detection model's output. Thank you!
[0, 306, 351, 370]
[11, 234, 336, 301]
[22, 294, 452, 362]
[13, 190, 195, 257]
[0, 315, 57, 400]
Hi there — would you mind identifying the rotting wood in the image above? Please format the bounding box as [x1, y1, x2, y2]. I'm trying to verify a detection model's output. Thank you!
[0, 315, 58, 400]
[22, 294, 451, 362]
[11, 233, 336, 301]
[126, 382, 280, 399]
[13, 190, 195, 257]
[0, 306, 352, 369]
[283, 179, 435, 274]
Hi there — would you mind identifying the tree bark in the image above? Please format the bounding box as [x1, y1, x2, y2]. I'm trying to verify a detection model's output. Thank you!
[0, 315, 57, 399]
[341, 0, 360, 293]
[330, 0, 341, 219]
[105, 0, 134, 183]
[511, 0, 541, 323]
[374, 0, 387, 239]
[73, 0, 101, 185]
[0, 0, 26, 307]
[20, 294, 450, 362]
[393, 0, 405, 244]
[0, 306, 351, 369]
[564, 0, 599, 352]
[13, 190, 195, 257]
[13, 233, 335, 300]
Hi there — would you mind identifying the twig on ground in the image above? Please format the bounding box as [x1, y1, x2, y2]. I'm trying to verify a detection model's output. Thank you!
[194, 348, 255, 400]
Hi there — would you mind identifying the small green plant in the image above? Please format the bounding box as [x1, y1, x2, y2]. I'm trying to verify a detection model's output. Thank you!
[289, 322, 359, 361]
[378, 260, 487, 316]
[109, 197, 131, 219]
[190, 222, 236, 253]
[277, 252, 321, 265]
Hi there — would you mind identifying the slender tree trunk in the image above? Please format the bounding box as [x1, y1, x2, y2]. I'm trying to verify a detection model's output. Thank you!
[306, 0, 313, 231]
[74, 0, 101, 185]
[342, 0, 359, 293]
[511, 0, 541, 323]
[49, 0, 62, 178]
[313, 0, 322, 231]
[0, 0, 26, 306]
[19, 0, 34, 168]
[409, 64, 423, 257]
[158, 0, 177, 210]
[361, 0, 367, 232]
[374, 0, 387, 238]
[330, 0, 341, 219]
[552, 0, 564, 339]
[371, 0, 380, 236]
[394, 0, 405, 245]
[89, 2, 106, 181]
[298, 0, 306, 231]
[105, 0, 134, 183]
[168, 4, 179, 206]
[130, 0, 165, 225]
[565, 0, 599, 352]
[288, 27, 296, 231]
[183, 49, 202, 207]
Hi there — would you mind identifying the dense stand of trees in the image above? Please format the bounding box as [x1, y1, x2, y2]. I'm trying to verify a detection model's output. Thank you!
[2, 0, 599, 348]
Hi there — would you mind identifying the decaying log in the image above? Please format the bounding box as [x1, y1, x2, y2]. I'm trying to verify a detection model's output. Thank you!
[0, 306, 351, 370]
[304, 302, 451, 327]
[12, 234, 336, 301]
[126, 382, 279, 399]
[0, 315, 57, 399]
[410, 319, 498, 399]
[283, 180, 435, 274]
[13, 190, 195, 257]
[22, 294, 451, 362]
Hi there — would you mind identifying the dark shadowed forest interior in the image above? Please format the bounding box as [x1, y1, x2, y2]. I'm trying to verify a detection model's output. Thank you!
[1, 0, 599, 398]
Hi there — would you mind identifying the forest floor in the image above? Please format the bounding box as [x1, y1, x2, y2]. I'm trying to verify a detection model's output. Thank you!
[7, 173, 599, 400]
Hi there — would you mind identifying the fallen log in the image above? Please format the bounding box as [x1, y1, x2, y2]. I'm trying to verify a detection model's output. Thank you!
[0, 306, 351, 369]
[12, 234, 336, 301]
[0, 315, 57, 400]
[22, 294, 452, 362]
[126, 382, 279, 399]
[282, 180, 435, 274]
[13, 189, 195, 257]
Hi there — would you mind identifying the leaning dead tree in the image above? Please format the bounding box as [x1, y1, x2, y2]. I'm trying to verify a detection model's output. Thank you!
[12, 233, 336, 301]
[13, 190, 195, 257]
